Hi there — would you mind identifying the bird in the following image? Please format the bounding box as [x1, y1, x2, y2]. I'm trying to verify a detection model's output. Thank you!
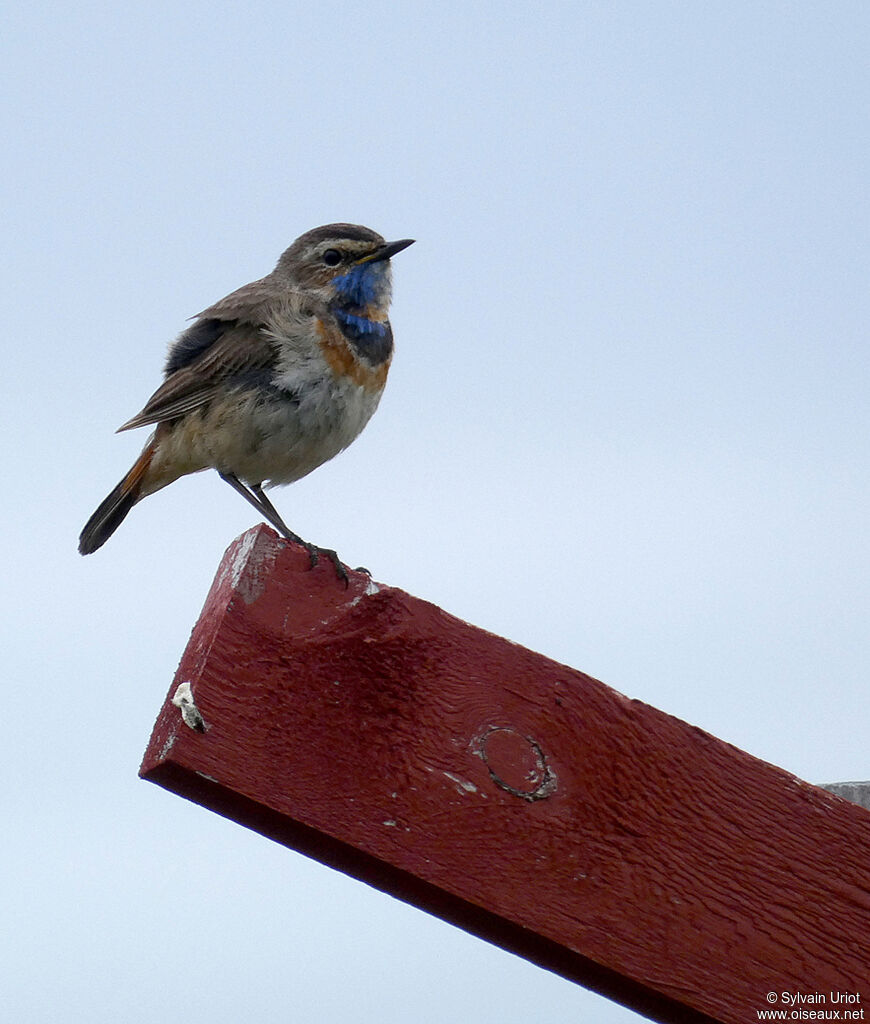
[78, 223, 414, 582]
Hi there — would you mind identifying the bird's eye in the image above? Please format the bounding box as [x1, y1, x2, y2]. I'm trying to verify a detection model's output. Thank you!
[322, 248, 342, 266]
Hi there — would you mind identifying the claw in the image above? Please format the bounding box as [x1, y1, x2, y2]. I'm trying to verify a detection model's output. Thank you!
[301, 541, 319, 569]
[321, 547, 349, 587]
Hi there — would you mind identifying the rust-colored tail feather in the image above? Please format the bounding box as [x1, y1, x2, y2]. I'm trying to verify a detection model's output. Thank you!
[78, 443, 155, 555]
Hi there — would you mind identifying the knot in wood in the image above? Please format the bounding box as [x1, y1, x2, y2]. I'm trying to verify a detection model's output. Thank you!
[474, 726, 556, 802]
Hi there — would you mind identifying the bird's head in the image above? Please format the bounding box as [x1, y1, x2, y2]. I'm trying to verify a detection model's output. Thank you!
[276, 223, 414, 315]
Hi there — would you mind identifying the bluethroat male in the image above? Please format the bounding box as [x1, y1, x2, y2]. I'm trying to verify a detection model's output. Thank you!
[78, 223, 414, 581]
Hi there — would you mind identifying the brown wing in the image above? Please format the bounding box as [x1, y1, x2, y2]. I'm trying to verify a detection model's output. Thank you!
[117, 320, 277, 432]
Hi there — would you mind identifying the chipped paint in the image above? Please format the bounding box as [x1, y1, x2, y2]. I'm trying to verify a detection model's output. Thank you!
[157, 730, 178, 761]
[443, 771, 479, 795]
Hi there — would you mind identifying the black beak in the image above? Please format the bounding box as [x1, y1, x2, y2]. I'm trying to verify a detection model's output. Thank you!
[363, 238, 415, 264]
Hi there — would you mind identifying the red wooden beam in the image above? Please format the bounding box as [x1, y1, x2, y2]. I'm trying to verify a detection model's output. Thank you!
[141, 526, 870, 1023]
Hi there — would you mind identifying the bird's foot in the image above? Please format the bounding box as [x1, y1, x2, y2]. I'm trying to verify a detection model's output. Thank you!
[300, 540, 349, 587]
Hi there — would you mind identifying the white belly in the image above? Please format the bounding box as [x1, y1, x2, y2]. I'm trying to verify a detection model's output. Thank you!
[145, 373, 382, 494]
[232, 374, 382, 487]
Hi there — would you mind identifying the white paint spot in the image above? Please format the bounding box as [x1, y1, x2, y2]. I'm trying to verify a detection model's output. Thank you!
[172, 681, 206, 732]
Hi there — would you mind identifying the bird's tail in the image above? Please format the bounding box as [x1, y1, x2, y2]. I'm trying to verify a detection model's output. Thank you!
[78, 441, 156, 555]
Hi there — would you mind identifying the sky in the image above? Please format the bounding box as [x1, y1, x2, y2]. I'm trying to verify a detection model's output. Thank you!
[3, 2, 869, 1021]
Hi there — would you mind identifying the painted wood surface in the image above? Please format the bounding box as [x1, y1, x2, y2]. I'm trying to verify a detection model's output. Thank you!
[141, 525, 870, 1022]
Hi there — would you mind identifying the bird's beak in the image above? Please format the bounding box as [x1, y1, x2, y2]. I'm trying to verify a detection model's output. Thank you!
[358, 238, 416, 264]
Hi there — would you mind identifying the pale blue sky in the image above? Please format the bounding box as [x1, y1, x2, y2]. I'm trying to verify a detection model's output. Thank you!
[3, 3, 868, 1021]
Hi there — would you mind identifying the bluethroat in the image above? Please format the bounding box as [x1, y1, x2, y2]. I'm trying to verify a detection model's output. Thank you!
[78, 223, 414, 581]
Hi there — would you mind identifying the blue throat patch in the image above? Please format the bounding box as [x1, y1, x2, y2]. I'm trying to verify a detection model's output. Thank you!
[332, 307, 393, 365]
[333, 309, 388, 338]
[330, 262, 392, 364]
[332, 262, 388, 308]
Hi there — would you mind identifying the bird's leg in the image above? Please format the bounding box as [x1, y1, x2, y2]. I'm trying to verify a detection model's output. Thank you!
[218, 472, 306, 548]
[218, 472, 348, 585]
[252, 483, 349, 587]
[245, 481, 305, 546]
